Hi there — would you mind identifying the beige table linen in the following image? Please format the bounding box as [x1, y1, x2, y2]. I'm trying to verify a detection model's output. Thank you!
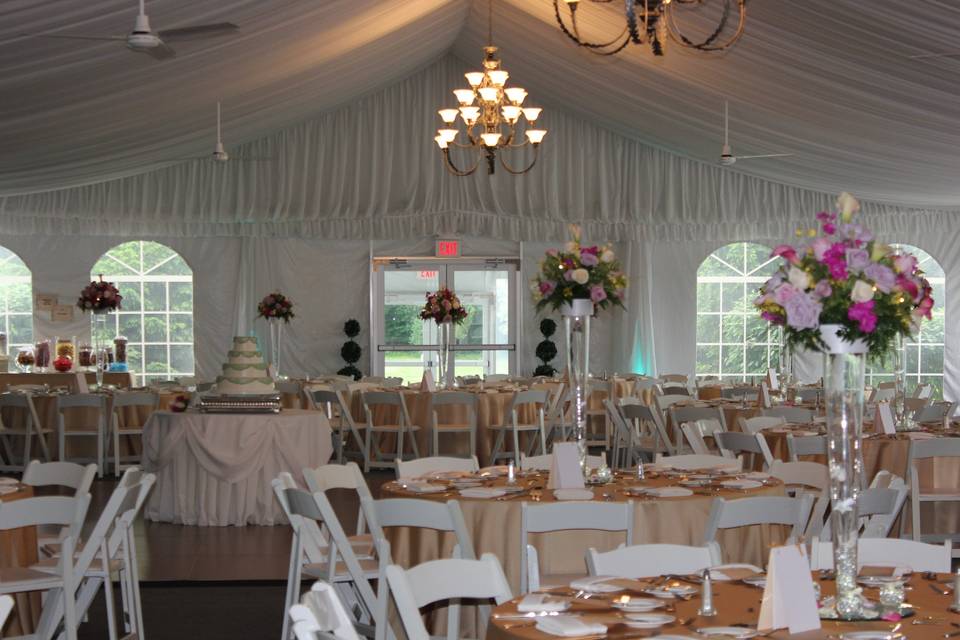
[142, 409, 332, 526]
[0, 483, 39, 637]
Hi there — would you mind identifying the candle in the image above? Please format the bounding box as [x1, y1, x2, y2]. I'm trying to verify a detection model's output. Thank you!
[507, 459, 516, 485]
[953, 570, 960, 610]
[698, 569, 717, 617]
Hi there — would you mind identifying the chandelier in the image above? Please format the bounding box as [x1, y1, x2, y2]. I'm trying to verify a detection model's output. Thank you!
[434, 2, 546, 176]
[554, 0, 746, 57]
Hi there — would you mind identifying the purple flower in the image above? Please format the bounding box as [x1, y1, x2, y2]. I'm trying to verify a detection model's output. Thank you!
[838, 223, 873, 246]
[846, 248, 870, 272]
[539, 281, 556, 296]
[580, 250, 599, 267]
[864, 263, 895, 293]
[813, 280, 832, 299]
[823, 243, 849, 280]
[816, 211, 837, 223]
[810, 237, 831, 260]
[590, 285, 607, 303]
[823, 222, 836, 235]
[773, 284, 798, 305]
[761, 311, 784, 325]
[563, 270, 574, 282]
[784, 293, 822, 330]
[848, 300, 877, 333]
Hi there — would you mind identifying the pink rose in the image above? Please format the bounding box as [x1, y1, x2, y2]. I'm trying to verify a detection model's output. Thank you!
[590, 285, 607, 303]
[810, 237, 831, 261]
[539, 281, 556, 296]
[773, 284, 798, 305]
[771, 244, 800, 265]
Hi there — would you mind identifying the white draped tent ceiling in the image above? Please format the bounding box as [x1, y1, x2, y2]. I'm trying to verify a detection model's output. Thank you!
[3, 0, 960, 225]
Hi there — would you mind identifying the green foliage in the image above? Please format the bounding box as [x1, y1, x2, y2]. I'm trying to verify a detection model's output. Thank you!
[534, 364, 557, 377]
[337, 365, 362, 380]
[339, 319, 362, 377]
[533, 317, 558, 376]
[539, 318, 557, 338]
[535, 340, 557, 363]
[385, 305, 421, 344]
[344, 319, 361, 338]
[341, 341, 361, 364]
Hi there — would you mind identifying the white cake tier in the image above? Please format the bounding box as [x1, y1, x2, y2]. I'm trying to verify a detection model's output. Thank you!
[232, 336, 260, 353]
[226, 350, 263, 364]
[216, 376, 276, 395]
[221, 363, 269, 378]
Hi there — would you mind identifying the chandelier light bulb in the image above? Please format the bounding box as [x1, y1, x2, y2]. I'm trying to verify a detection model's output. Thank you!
[481, 132, 502, 147]
[522, 107, 542, 122]
[525, 129, 547, 144]
[453, 89, 476, 106]
[438, 109, 459, 124]
[501, 105, 522, 122]
[438, 128, 459, 143]
[504, 87, 527, 104]
[459, 106, 481, 124]
[478, 87, 499, 102]
[488, 70, 509, 86]
[434, 135, 449, 149]
[465, 72, 485, 87]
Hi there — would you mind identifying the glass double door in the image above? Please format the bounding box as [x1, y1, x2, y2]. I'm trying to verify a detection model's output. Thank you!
[374, 260, 516, 385]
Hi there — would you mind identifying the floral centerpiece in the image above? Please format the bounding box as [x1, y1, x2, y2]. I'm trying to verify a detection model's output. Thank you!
[257, 291, 295, 323]
[755, 192, 933, 620]
[418, 288, 468, 325]
[77, 275, 122, 314]
[531, 224, 626, 313]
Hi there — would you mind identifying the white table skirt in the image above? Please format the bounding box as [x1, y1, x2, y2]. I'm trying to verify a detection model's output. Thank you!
[143, 409, 332, 526]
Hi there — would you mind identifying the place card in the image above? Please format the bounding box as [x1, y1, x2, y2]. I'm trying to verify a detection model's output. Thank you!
[51, 304, 74, 322]
[35, 293, 57, 311]
[758, 544, 820, 634]
[760, 383, 772, 408]
[546, 442, 585, 490]
[767, 368, 779, 391]
[75, 372, 89, 394]
[420, 370, 436, 392]
[875, 401, 895, 435]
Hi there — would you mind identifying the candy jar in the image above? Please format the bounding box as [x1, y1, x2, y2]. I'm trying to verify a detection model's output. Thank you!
[34, 339, 51, 372]
[54, 354, 73, 372]
[111, 335, 128, 372]
[78, 343, 94, 370]
[56, 337, 75, 361]
[16, 347, 35, 373]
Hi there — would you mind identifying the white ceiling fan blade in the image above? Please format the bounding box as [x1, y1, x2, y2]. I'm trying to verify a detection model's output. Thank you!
[139, 41, 176, 60]
[158, 23, 238, 41]
[21, 33, 126, 41]
[735, 153, 794, 160]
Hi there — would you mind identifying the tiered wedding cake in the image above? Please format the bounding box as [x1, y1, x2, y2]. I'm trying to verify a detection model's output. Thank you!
[216, 336, 276, 395]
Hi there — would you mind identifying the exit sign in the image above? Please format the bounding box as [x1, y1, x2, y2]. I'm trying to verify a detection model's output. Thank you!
[436, 239, 461, 257]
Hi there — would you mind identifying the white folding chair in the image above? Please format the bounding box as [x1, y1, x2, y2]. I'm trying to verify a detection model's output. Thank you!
[305, 389, 367, 467]
[858, 471, 908, 539]
[520, 451, 605, 472]
[654, 394, 689, 427]
[669, 405, 727, 455]
[714, 431, 774, 470]
[660, 374, 689, 385]
[0, 493, 90, 640]
[109, 390, 159, 477]
[541, 383, 568, 443]
[912, 383, 934, 400]
[720, 387, 759, 401]
[867, 386, 896, 404]
[278, 380, 304, 397]
[737, 416, 785, 435]
[902, 437, 960, 554]
[489, 390, 547, 466]
[56, 393, 109, 477]
[22, 459, 97, 552]
[384, 554, 513, 640]
[302, 463, 376, 561]
[520, 500, 634, 593]
[428, 392, 478, 459]
[761, 406, 815, 423]
[0, 391, 51, 472]
[621, 402, 675, 460]
[653, 453, 741, 472]
[362, 392, 421, 471]
[587, 543, 721, 578]
[785, 433, 827, 461]
[584, 380, 614, 447]
[660, 384, 690, 397]
[289, 581, 362, 640]
[768, 460, 830, 537]
[395, 456, 479, 480]
[810, 537, 951, 573]
[702, 495, 814, 546]
[273, 474, 380, 640]
[914, 401, 956, 426]
[0, 595, 12, 634]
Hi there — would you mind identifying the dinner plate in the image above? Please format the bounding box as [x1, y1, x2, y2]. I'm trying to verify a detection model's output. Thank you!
[679, 479, 709, 487]
[839, 633, 901, 640]
[398, 481, 447, 494]
[857, 575, 905, 588]
[742, 575, 767, 588]
[0, 477, 18, 485]
[640, 487, 694, 498]
[448, 479, 483, 488]
[0, 486, 18, 495]
[553, 488, 594, 501]
[644, 585, 698, 599]
[720, 479, 763, 490]
[622, 613, 675, 628]
[696, 626, 757, 638]
[611, 598, 663, 612]
[743, 472, 771, 481]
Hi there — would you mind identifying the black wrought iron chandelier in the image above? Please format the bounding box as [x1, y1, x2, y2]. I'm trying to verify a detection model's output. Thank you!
[554, 0, 746, 57]
[434, 0, 546, 176]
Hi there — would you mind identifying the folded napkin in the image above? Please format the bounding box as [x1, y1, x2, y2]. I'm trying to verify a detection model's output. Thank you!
[536, 616, 606, 637]
[517, 593, 570, 613]
[459, 487, 506, 499]
[553, 488, 595, 501]
[401, 481, 446, 494]
[569, 576, 622, 593]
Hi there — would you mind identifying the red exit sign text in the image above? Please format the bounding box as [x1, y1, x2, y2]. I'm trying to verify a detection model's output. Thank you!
[435, 239, 461, 257]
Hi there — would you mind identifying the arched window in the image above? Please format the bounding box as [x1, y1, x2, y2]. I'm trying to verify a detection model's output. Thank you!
[0, 247, 33, 357]
[696, 242, 779, 381]
[92, 241, 194, 385]
[865, 244, 945, 398]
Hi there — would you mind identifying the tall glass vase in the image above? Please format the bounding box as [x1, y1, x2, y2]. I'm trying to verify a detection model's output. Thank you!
[892, 333, 907, 429]
[562, 298, 592, 474]
[820, 323, 867, 620]
[90, 311, 109, 389]
[437, 320, 451, 389]
[268, 319, 284, 380]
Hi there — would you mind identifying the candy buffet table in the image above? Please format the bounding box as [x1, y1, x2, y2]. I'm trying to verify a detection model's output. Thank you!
[142, 409, 332, 526]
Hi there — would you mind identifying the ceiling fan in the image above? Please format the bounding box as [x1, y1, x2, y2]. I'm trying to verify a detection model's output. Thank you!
[22, 0, 238, 60]
[719, 101, 793, 166]
[174, 102, 273, 163]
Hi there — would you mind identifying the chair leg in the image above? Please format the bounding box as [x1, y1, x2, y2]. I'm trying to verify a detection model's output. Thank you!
[409, 428, 420, 458]
[113, 423, 122, 478]
[101, 545, 119, 640]
[125, 527, 146, 639]
[512, 427, 521, 467]
[281, 537, 302, 640]
[490, 430, 504, 463]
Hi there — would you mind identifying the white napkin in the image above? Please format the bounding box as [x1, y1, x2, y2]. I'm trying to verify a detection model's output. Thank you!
[459, 487, 506, 499]
[536, 616, 607, 637]
[0, 486, 18, 495]
[644, 486, 693, 498]
[569, 576, 622, 593]
[402, 481, 446, 494]
[517, 593, 570, 613]
[553, 488, 594, 501]
[906, 431, 936, 440]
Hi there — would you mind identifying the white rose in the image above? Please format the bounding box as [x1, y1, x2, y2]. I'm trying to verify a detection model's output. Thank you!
[600, 250, 615, 263]
[850, 280, 874, 303]
[787, 267, 810, 291]
[565, 241, 578, 253]
[571, 268, 589, 285]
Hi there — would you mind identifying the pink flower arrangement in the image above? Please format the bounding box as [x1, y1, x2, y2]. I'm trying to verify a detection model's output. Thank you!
[756, 192, 933, 358]
[531, 224, 627, 313]
[257, 291, 295, 323]
[77, 275, 122, 313]
[419, 287, 468, 325]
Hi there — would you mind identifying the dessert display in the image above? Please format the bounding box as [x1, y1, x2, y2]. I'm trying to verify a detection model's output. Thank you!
[214, 337, 277, 396]
[16, 348, 34, 373]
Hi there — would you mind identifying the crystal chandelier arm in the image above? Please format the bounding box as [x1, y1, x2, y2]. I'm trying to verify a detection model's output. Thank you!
[552, 0, 633, 55]
[497, 144, 540, 175]
[663, 0, 745, 51]
[441, 148, 483, 177]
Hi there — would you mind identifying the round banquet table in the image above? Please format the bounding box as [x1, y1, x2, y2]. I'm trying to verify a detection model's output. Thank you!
[380, 469, 788, 596]
[487, 572, 960, 640]
[142, 409, 333, 526]
[0, 483, 40, 637]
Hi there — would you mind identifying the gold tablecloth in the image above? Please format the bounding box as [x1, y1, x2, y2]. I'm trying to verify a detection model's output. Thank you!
[487, 572, 958, 640]
[0, 483, 39, 637]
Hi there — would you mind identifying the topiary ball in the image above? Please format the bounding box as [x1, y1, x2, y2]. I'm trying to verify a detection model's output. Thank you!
[337, 365, 362, 381]
[534, 364, 557, 377]
[344, 319, 361, 338]
[539, 318, 557, 338]
[341, 340, 362, 364]
[535, 339, 557, 363]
